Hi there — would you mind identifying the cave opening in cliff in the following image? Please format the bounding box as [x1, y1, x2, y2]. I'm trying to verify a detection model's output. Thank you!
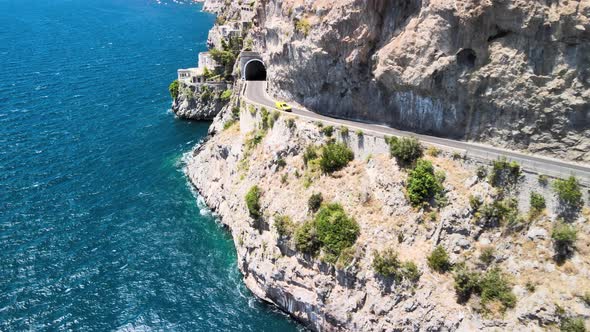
[244, 60, 267, 81]
[457, 48, 477, 68]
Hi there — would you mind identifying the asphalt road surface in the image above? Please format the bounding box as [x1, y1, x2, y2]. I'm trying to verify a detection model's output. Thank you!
[245, 80, 590, 185]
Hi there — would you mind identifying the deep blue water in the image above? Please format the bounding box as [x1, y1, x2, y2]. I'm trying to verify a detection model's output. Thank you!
[0, 0, 299, 330]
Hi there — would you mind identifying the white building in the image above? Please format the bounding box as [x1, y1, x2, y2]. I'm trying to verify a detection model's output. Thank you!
[177, 52, 219, 84]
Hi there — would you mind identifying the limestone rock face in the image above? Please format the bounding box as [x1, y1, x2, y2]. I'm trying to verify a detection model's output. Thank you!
[172, 83, 229, 120]
[253, 0, 590, 162]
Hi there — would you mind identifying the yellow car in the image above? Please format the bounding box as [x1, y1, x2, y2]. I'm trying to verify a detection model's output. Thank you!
[275, 101, 292, 112]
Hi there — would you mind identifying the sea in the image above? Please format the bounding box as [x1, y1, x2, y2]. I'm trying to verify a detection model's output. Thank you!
[0, 0, 300, 330]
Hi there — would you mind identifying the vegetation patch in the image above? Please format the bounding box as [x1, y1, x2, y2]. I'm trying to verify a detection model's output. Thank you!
[427, 245, 451, 273]
[372, 248, 421, 283]
[387, 136, 423, 165]
[453, 265, 516, 311]
[476, 197, 521, 228]
[274, 214, 295, 238]
[553, 176, 583, 210]
[406, 159, 444, 206]
[321, 125, 334, 137]
[245, 186, 262, 219]
[529, 192, 546, 219]
[552, 223, 577, 261]
[489, 157, 521, 187]
[308, 193, 323, 213]
[295, 203, 360, 263]
[560, 316, 586, 332]
[219, 89, 232, 102]
[319, 142, 354, 174]
[169, 79, 179, 99]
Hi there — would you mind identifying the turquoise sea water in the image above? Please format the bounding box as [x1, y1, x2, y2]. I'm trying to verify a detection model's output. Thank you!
[0, 0, 299, 330]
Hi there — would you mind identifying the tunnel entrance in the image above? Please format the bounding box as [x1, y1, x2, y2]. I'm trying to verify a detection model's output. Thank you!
[244, 60, 267, 81]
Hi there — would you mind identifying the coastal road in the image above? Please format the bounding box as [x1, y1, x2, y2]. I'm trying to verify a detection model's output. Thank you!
[244, 80, 590, 185]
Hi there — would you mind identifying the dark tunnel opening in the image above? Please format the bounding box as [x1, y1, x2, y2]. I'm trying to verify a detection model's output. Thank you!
[244, 60, 267, 81]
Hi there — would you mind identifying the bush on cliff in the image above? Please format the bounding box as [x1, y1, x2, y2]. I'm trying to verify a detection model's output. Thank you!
[169, 79, 179, 99]
[427, 245, 451, 273]
[219, 89, 232, 102]
[489, 157, 521, 187]
[295, 220, 320, 255]
[387, 136, 423, 165]
[552, 223, 577, 261]
[553, 176, 583, 210]
[406, 159, 444, 206]
[245, 186, 262, 219]
[372, 249, 421, 282]
[308, 193, 323, 213]
[319, 142, 354, 174]
[314, 203, 360, 263]
[295, 203, 360, 263]
[274, 214, 294, 238]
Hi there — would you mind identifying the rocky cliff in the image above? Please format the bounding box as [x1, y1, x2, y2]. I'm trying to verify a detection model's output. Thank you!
[249, 0, 590, 162]
[187, 103, 589, 331]
[172, 82, 230, 120]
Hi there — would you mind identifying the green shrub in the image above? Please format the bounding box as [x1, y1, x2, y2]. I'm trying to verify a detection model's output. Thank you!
[340, 126, 349, 136]
[477, 197, 520, 227]
[388, 136, 423, 165]
[245, 186, 262, 218]
[295, 204, 359, 263]
[248, 105, 257, 116]
[260, 107, 270, 130]
[373, 249, 420, 282]
[372, 248, 401, 279]
[453, 264, 481, 302]
[479, 268, 517, 310]
[295, 220, 320, 255]
[479, 246, 495, 265]
[274, 214, 294, 238]
[321, 125, 334, 137]
[552, 223, 577, 260]
[406, 159, 443, 206]
[356, 129, 364, 138]
[530, 192, 546, 217]
[169, 79, 179, 99]
[244, 130, 265, 151]
[427, 245, 451, 273]
[401, 261, 421, 282]
[314, 203, 360, 263]
[219, 89, 232, 102]
[303, 145, 319, 167]
[582, 292, 590, 306]
[553, 176, 583, 209]
[268, 111, 280, 128]
[489, 158, 521, 187]
[319, 142, 354, 174]
[560, 317, 586, 332]
[308, 193, 323, 213]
